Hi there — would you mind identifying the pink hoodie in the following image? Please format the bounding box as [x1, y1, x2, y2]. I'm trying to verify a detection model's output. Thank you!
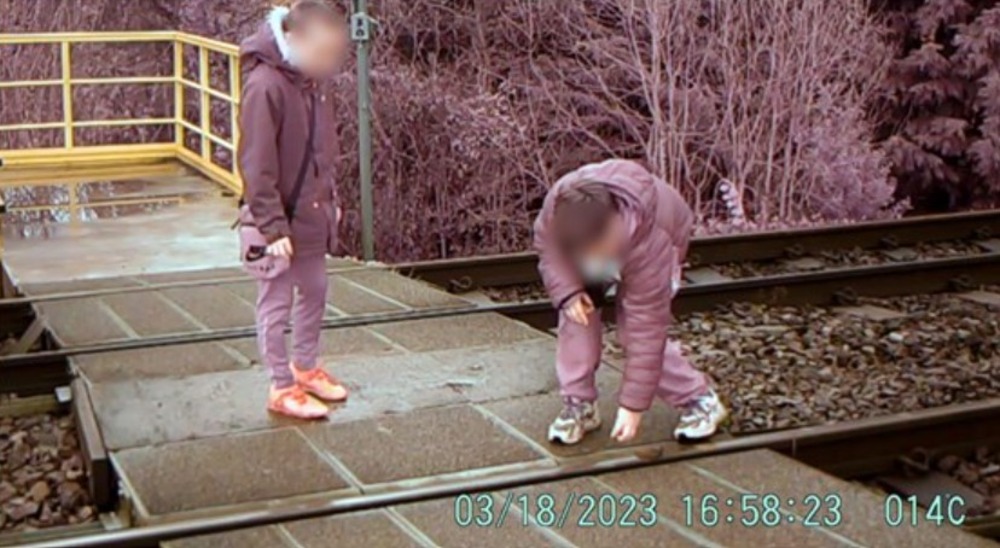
[533, 159, 694, 411]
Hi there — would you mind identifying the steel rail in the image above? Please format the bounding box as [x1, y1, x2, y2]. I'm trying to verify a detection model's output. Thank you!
[1, 252, 998, 374]
[0, 265, 374, 307]
[2, 210, 997, 307]
[399, 210, 1000, 290]
[17, 398, 1000, 548]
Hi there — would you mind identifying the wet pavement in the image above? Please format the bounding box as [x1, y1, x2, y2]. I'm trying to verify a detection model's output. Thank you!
[1, 161, 239, 284]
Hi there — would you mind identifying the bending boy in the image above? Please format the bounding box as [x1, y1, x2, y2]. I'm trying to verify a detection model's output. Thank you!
[533, 159, 727, 444]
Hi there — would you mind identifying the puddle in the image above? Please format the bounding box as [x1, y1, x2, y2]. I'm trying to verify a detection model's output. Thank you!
[0, 164, 241, 283]
[1, 171, 221, 242]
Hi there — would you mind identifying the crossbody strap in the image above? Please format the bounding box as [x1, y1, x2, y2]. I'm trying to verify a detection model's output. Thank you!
[284, 91, 318, 223]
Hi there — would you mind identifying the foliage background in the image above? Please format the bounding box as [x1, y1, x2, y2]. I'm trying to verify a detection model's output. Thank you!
[2, 0, 998, 261]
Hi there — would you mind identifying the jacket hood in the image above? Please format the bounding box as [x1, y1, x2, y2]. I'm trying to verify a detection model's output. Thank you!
[239, 6, 303, 82]
[556, 159, 649, 210]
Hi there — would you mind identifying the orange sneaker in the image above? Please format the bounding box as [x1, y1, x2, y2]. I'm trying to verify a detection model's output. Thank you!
[292, 365, 349, 402]
[267, 385, 329, 419]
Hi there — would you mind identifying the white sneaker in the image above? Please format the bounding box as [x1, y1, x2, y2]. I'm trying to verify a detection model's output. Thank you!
[674, 388, 727, 441]
[548, 398, 601, 445]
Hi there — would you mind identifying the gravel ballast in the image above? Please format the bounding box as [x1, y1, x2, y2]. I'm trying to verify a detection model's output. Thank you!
[0, 413, 97, 532]
[603, 288, 1000, 433]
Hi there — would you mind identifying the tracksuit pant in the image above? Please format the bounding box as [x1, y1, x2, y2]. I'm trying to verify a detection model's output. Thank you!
[556, 255, 708, 407]
[255, 253, 326, 388]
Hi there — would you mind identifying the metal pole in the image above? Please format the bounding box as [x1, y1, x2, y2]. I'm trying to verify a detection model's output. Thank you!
[352, 0, 375, 261]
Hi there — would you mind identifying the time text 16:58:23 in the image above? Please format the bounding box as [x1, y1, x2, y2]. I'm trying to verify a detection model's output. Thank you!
[681, 493, 843, 528]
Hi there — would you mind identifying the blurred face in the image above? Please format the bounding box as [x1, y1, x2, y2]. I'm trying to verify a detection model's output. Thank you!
[286, 20, 350, 78]
[574, 214, 626, 282]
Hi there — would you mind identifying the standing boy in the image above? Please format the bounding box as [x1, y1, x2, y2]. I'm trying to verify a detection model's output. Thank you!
[533, 159, 727, 444]
[238, 1, 350, 418]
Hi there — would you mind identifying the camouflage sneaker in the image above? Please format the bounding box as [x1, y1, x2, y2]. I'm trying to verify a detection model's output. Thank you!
[674, 388, 727, 442]
[547, 397, 601, 445]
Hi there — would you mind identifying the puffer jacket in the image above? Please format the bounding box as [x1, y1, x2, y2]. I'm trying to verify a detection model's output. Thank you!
[533, 159, 694, 411]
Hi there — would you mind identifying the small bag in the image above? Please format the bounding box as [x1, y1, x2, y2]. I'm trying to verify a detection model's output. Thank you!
[237, 96, 317, 280]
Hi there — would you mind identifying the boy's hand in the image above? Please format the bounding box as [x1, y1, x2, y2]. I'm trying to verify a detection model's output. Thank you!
[610, 407, 643, 442]
[564, 293, 595, 326]
[267, 237, 294, 257]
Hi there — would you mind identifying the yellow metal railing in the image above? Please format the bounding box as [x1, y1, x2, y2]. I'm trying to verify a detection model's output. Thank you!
[0, 31, 242, 194]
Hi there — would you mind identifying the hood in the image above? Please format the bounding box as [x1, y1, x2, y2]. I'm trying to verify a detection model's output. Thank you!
[556, 159, 648, 210]
[554, 159, 660, 245]
[239, 6, 304, 82]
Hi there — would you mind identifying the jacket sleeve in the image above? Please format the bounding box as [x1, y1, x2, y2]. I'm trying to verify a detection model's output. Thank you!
[237, 72, 290, 243]
[532, 194, 584, 310]
[616, 249, 675, 412]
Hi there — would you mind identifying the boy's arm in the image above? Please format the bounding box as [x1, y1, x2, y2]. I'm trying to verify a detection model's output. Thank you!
[238, 73, 289, 243]
[616, 255, 674, 412]
[532, 199, 584, 310]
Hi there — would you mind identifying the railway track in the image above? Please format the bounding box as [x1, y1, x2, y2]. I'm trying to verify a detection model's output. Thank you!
[1, 211, 999, 546]
[8, 398, 1000, 548]
[399, 210, 1000, 291]
[2, 250, 997, 395]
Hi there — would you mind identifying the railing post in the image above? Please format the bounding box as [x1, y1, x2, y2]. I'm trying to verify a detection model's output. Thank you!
[68, 182, 79, 223]
[174, 38, 184, 148]
[0, 192, 5, 298]
[60, 41, 74, 148]
[198, 45, 210, 161]
[352, 0, 375, 261]
[229, 53, 241, 189]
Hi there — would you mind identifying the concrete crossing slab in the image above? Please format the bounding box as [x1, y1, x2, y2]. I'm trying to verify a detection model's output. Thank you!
[372, 313, 546, 353]
[162, 526, 293, 548]
[302, 405, 548, 485]
[145, 449, 994, 546]
[38, 298, 132, 345]
[483, 367, 680, 459]
[688, 450, 993, 547]
[313, 353, 469, 423]
[510, 476, 701, 547]
[19, 276, 144, 296]
[601, 455, 843, 547]
[133, 267, 246, 285]
[159, 286, 257, 329]
[114, 428, 351, 518]
[340, 268, 471, 310]
[101, 292, 201, 336]
[326, 276, 405, 315]
[72, 341, 248, 383]
[87, 368, 287, 450]
[224, 329, 399, 366]
[423, 340, 559, 403]
[396, 496, 560, 547]
[282, 511, 419, 548]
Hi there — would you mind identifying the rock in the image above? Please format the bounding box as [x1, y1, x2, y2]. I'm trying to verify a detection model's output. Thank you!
[980, 464, 1000, 477]
[7, 440, 30, 471]
[37, 503, 53, 526]
[3, 498, 40, 521]
[57, 482, 86, 513]
[59, 431, 79, 451]
[62, 454, 84, 481]
[0, 482, 16, 504]
[76, 506, 94, 521]
[27, 481, 50, 503]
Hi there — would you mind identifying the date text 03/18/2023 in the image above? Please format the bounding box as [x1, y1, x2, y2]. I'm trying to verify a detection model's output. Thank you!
[452, 492, 969, 529]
